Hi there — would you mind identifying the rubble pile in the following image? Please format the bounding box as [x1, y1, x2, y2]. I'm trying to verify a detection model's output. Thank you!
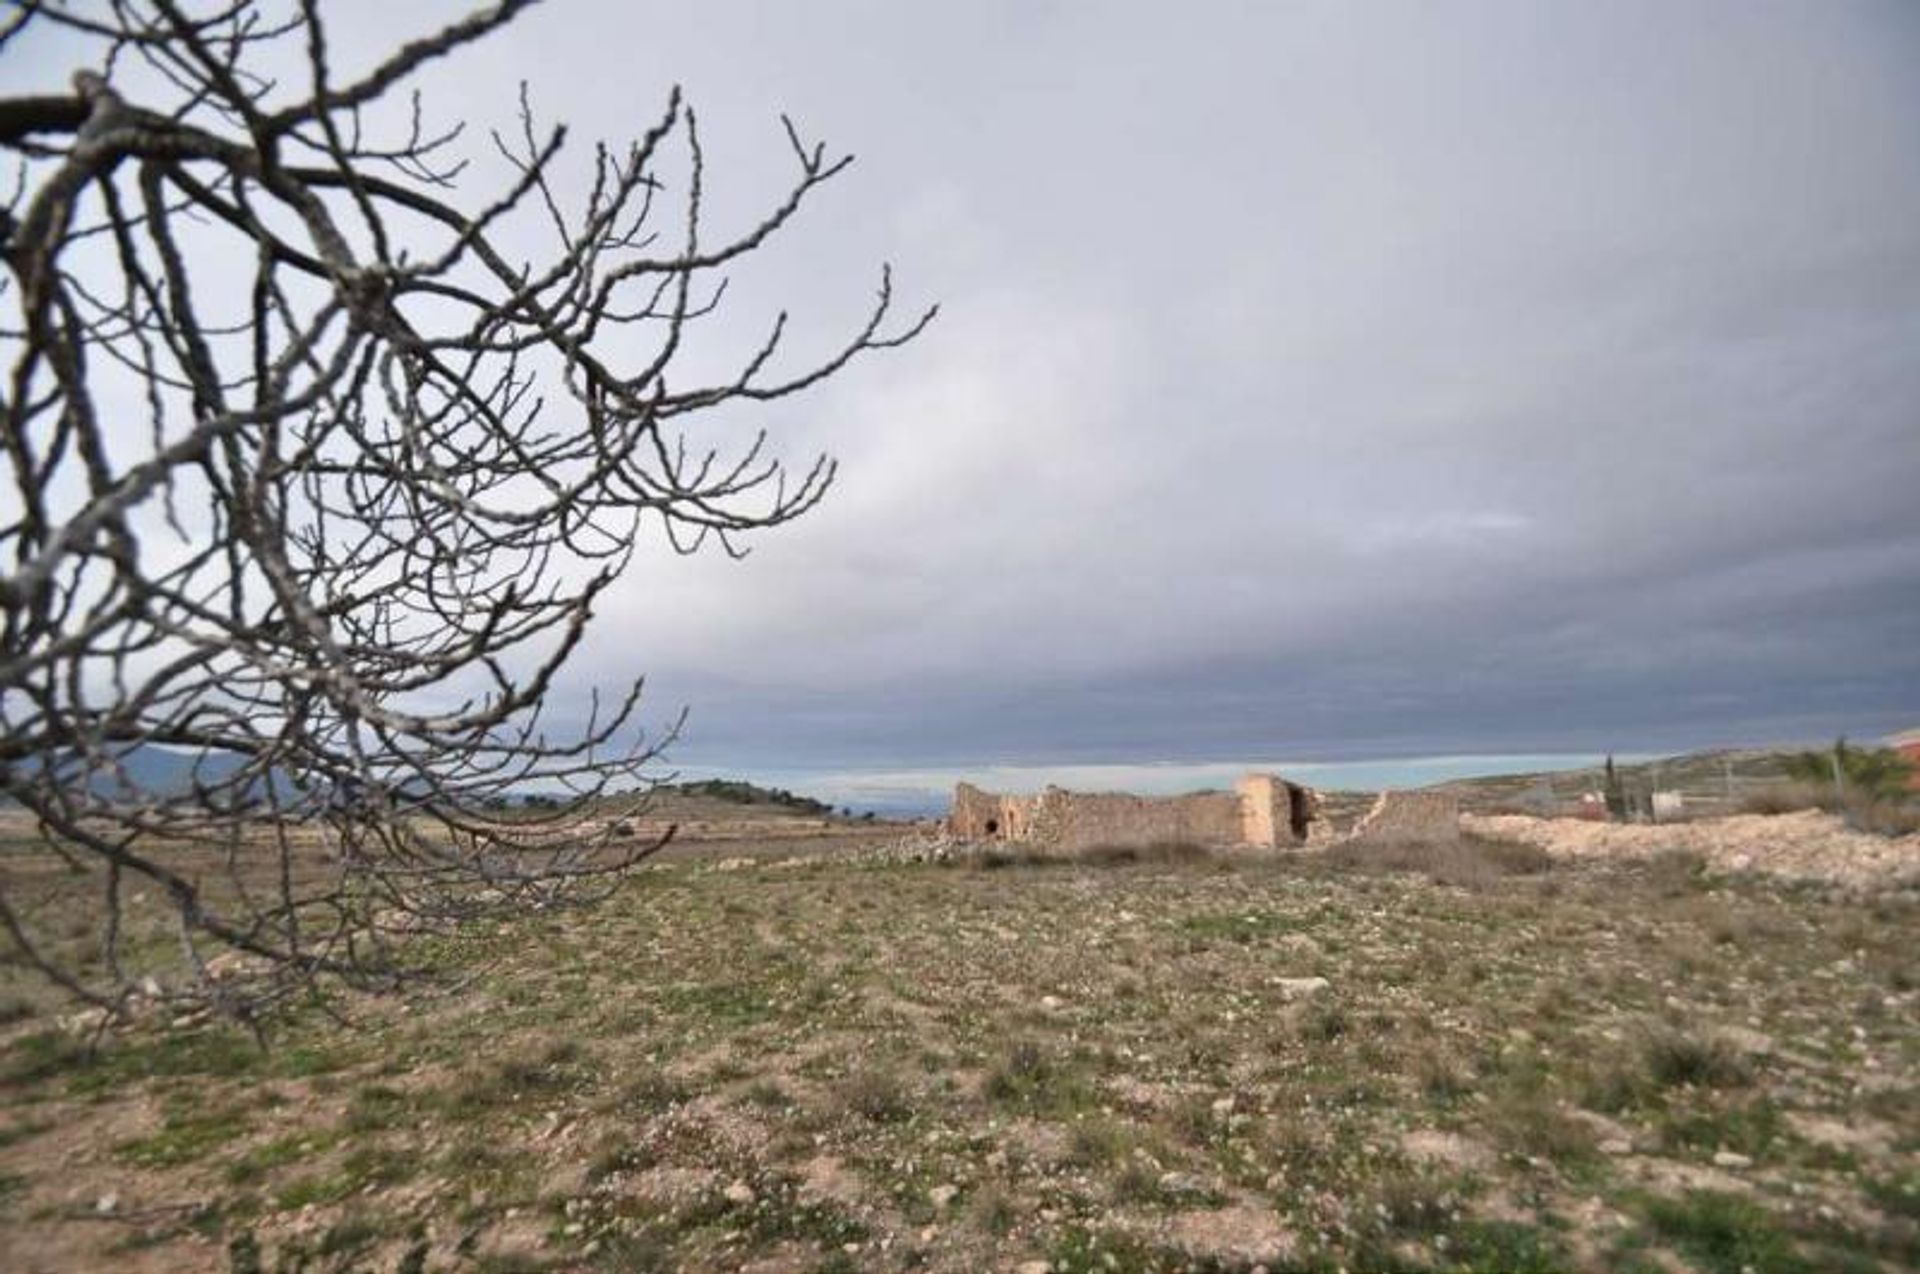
[1465, 808, 1920, 888]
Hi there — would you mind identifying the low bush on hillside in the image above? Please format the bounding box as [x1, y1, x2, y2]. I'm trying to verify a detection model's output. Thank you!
[1323, 833, 1551, 888]
[1739, 781, 1920, 836]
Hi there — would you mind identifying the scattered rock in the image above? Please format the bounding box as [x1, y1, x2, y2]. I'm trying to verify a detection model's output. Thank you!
[94, 1192, 118, 1215]
[1275, 976, 1330, 1000]
[1462, 809, 1920, 888]
[1158, 1171, 1212, 1198]
[1711, 1150, 1753, 1169]
[1784, 1112, 1894, 1155]
[1016, 1262, 1053, 1274]
[1169, 1203, 1296, 1264]
[928, 1183, 959, 1208]
[796, 1155, 865, 1208]
[1600, 1139, 1634, 1157]
[1400, 1129, 1493, 1170]
[723, 1180, 756, 1205]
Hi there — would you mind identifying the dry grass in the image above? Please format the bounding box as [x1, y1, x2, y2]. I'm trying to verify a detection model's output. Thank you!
[1739, 782, 1920, 836]
[0, 835, 1915, 1272]
[1320, 831, 1552, 887]
[962, 839, 1220, 871]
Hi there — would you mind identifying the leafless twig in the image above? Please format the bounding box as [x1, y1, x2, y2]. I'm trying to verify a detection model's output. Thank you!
[0, 0, 934, 1026]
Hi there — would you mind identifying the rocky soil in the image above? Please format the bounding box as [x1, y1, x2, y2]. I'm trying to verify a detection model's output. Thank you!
[0, 825, 1915, 1273]
[1467, 809, 1920, 889]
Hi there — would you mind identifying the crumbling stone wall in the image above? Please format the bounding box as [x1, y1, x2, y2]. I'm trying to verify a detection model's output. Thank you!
[949, 773, 1328, 851]
[1026, 787, 1243, 851]
[1237, 774, 1284, 847]
[949, 782, 1040, 840]
[1235, 774, 1329, 847]
[1348, 790, 1460, 844]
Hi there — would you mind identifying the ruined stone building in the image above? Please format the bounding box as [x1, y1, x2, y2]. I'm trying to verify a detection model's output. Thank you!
[946, 773, 1459, 852]
[947, 773, 1331, 851]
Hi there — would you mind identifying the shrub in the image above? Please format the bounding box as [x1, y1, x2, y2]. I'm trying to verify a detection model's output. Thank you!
[1323, 834, 1550, 888]
[1640, 1190, 1813, 1274]
[837, 1067, 912, 1124]
[1781, 739, 1913, 801]
[1644, 1030, 1751, 1090]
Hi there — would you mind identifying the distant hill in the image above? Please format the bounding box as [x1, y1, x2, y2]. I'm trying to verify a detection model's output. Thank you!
[530, 778, 876, 823]
[659, 779, 836, 816]
[1433, 747, 1800, 815]
[5, 750, 883, 822]
[2, 743, 247, 802]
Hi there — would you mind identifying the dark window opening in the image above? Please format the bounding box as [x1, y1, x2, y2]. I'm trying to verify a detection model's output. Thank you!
[984, 818, 1000, 836]
[1286, 784, 1310, 841]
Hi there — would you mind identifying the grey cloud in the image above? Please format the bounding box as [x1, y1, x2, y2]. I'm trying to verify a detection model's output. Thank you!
[16, 1, 1918, 772]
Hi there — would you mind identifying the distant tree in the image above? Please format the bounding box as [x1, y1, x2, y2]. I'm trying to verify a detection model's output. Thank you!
[1602, 755, 1629, 822]
[0, 3, 930, 1023]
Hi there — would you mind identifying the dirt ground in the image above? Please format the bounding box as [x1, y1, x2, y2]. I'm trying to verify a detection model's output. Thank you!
[1466, 809, 1920, 888]
[0, 815, 1915, 1273]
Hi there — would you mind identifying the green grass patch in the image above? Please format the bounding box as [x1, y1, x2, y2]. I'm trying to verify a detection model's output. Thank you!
[1655, 1096, 1784, 1159]
[982, 1039, 1098, 1116]
[1177, 909, 1298, 944]
[1441, 1220, 1573, 1272]
[0, 1029, 91, 1088]
[224, 1129, 341, 1183]
[274, 1145, 414, 1209]
[1638, 1190, 1812, 1274]
[1862, 1165, 1920, 1221]
[345, 1083, 415, 1132]
[658, 979, 783, 1027]
[116, 1105, 252, 1168]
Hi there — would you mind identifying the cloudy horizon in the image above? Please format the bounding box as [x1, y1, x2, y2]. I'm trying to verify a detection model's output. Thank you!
[14, 1, 1920, 780]
[557, 0, 1920, 776]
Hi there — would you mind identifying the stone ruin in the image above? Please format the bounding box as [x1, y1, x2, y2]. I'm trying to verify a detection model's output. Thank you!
[947, 773, 1460, 853]
[1346, 789, 1461, 845]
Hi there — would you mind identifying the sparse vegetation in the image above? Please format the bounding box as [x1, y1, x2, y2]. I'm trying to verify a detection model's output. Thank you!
[1323, 832, 1552, 887]
[1637, 1190, 1813, 1274]
[1739, 777, 1920, 836]
[1781, 738, 1914, 802]
[0, 832, 1913, 1271]
[1642, 1028, 1753, 1091]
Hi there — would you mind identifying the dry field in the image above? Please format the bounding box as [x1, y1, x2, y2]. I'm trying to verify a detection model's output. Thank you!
[0, 823, 1916, 1273]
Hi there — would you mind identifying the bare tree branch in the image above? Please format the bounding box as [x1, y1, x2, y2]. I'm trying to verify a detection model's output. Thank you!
[0, 0, 934, 1027]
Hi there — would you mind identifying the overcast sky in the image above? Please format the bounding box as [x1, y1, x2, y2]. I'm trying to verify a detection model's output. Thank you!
[17, 2, 1920, 775]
